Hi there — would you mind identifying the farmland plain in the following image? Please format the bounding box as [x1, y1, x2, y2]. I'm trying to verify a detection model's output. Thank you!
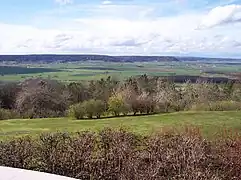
[0, 61, 241, 82]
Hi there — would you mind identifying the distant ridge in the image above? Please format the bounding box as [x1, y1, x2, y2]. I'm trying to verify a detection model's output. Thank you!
[1, 54, 241, 63]
[0, 55, 179, 63]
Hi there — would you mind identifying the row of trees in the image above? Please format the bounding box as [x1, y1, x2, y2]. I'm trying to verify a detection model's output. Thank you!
[1, 75, 241, 119]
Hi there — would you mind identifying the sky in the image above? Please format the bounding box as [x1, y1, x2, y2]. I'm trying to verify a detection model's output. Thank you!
[0, 0, 241, 57]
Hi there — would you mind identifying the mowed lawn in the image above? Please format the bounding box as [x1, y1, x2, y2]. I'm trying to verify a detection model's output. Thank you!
[1, 111, 241, 139]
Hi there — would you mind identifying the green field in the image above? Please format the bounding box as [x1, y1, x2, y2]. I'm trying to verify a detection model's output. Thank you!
[1, 111, 241, 139]
[1, 61, 240, 82]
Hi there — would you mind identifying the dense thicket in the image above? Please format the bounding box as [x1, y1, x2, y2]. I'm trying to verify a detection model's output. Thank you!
[0, 75, 241, 120]
[0, 128, 240, 179]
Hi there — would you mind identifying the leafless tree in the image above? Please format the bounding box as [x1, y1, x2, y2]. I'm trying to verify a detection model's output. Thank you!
[15, 78, 68, 118]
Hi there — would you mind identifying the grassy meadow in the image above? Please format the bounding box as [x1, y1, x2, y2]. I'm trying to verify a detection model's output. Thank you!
[1, 111, 241, 140]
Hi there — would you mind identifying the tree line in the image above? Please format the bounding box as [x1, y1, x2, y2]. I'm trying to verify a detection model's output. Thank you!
[1, 74, 241, 120]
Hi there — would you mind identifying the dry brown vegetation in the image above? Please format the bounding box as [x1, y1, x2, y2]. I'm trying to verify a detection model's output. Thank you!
[0, 127, 240, 180]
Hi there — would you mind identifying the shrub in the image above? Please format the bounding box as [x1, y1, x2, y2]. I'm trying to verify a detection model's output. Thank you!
[190, 103, 210, 111]
[209, 101, 241, 111]
[0, 109, 18, 120]
[68, 103, 85, 119]
[1, 128, 241, 179]
[0, 109, 11, 120]
[0, 137, 36, 169]
[191, 101, 241, 111]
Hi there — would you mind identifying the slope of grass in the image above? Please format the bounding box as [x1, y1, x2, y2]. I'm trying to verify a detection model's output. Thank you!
[1, 111, 241, 139]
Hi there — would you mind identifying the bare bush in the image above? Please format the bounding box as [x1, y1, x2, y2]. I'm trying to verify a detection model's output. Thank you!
[1, 128, 241, 179]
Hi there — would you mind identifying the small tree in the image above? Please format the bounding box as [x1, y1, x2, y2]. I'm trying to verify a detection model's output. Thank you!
[108, 93, 127, 116]
[121, 85, 139, 115]
[82, 99, 105, 119]
[137, 92, 155, 114]
[15, 79, 68, 118]
[154, 81, 174, 112]
[93, 100, 105, 119]
[82, 100, 95, 119]
[68, 103, 85, 120]
[67, 82, 89, 104]
[230, 82, 241, 101]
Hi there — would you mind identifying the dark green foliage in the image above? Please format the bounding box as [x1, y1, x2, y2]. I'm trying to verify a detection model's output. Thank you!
[0, 66, 61, 75]
[0, 82, 20, 109]
[1, 128, 241, 179]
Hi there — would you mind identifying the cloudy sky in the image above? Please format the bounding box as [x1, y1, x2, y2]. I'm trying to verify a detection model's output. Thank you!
[0, 0, 241, 57]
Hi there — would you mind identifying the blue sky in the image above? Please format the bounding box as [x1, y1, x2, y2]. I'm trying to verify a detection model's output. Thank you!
[0, 0, 241, 57]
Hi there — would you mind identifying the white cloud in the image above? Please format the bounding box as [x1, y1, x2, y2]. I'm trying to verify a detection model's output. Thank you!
[0, 2, 241, 57]
[199, 4, 241, 29]
[55, 0, 73, 5]
[102, 0, 112, 5]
